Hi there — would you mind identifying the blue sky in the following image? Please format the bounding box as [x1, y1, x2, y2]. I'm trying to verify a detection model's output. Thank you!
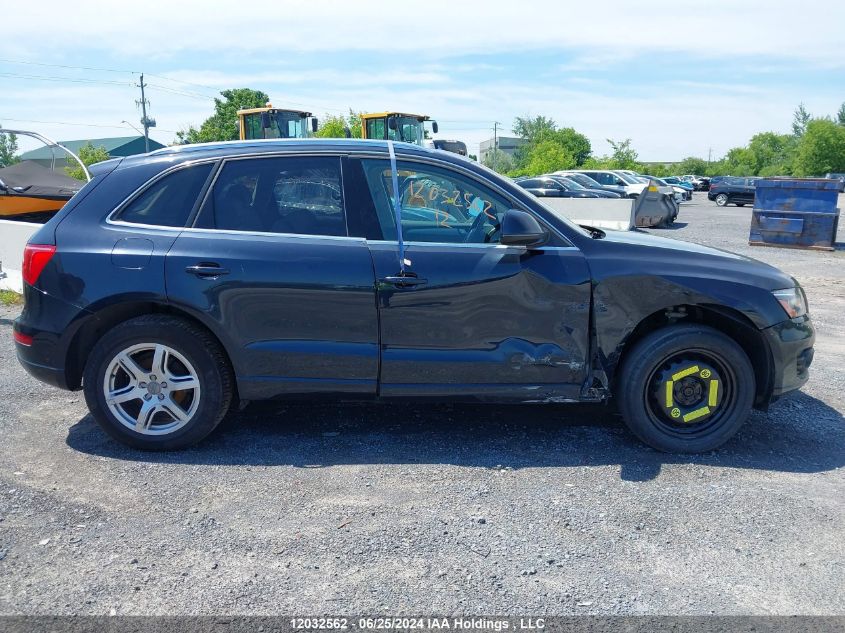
[2, 0, 844, 161]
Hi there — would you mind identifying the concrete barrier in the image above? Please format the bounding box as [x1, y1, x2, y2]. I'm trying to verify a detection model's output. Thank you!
[0, 219, 41, 293]
[539, 198, 635, 231]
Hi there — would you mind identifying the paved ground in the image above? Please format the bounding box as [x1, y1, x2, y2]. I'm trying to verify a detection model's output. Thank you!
[0, 193, 843, 615]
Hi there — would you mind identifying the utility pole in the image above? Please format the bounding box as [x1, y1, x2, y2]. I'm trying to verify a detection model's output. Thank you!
[707, 147, 712, 169]
[493, 121, 500, 151]
[135, 73, 156, 153]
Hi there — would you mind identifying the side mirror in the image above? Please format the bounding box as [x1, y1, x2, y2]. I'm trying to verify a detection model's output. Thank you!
[500, 209, 548, 247]
[431, 121, 439, 134]
[344, 127, 352, 138]
[311, 118, 318, 133]
[388, 118, 397, 130]
[260, 111, 272, 129]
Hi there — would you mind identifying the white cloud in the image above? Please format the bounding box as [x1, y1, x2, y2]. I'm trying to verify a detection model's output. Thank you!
[2, 0, 844, 62]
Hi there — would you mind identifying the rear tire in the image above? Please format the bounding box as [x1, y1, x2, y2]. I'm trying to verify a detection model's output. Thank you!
[617, 324, 755, 453]
[83, 315, 234, 450]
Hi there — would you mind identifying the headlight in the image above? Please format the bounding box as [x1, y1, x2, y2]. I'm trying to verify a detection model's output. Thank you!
[772, 287, 808, 318]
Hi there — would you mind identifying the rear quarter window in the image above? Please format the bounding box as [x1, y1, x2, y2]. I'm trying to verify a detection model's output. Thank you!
[115, 163, 214, 227]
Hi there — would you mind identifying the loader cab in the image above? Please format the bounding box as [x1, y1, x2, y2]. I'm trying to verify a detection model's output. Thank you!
[238, 106, 318, 140]
[361, 112, 438, 146]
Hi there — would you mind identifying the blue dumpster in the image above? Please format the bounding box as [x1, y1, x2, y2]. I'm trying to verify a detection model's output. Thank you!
[749, 178, 841, 251]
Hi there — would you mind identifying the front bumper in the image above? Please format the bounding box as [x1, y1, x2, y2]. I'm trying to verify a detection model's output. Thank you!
[762, 314, 815, 398]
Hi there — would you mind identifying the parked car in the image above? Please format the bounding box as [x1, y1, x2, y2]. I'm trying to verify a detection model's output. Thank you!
[516, 176, 600, 198]
[575, 170, 646, 198]
[661, 176, 694, 201]
[708, 177, 757, 207]
[824, 173, 845, 193]
[14, 139, 814, 454]
[681, 175, 710, 191]
[555, 171, 627, 197]
[543, 175, 622, 198]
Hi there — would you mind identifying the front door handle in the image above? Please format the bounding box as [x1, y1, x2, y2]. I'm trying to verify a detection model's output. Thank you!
[381, 275, 427, 288]
[185, 263, 230, 278]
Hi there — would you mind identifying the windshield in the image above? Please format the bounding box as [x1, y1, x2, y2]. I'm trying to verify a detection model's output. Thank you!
[614, 171, 641, 185]
[389, 116, 425, 145]
[269, 112, 307, 139]
[552, 176, 586, 191]
[567, 173, 602, 188]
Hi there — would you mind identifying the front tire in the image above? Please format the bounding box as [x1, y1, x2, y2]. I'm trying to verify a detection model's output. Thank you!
[715, 193, 729, 206]
[83, 315, 234, 450]
[617, 324, 755, 453]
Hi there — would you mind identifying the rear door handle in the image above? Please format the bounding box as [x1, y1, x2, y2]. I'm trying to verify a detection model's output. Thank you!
[381, 275, 427, 288]
[185, 264, 230, 278]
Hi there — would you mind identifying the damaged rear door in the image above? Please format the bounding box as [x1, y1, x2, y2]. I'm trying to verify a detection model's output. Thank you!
[354, 153, 593, 400]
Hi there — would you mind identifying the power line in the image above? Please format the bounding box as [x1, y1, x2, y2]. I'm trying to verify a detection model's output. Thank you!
[0, 116, 179, 134]
[146, 83, 216, 101]
[0, 58, 138, 74]
[0, 71, 132, 86]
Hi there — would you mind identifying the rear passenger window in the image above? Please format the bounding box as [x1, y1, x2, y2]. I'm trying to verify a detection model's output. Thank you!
[195, 156, 346, 237]
[118, 163, 213, 227]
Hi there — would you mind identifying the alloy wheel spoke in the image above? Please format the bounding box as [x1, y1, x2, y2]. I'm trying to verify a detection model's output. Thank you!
[109, 384, 142, 405]
[117, 352, 147, 382]
[151, 344, 168, 379]
[161, 397, 190, 422]
[135, 400, 159, 431]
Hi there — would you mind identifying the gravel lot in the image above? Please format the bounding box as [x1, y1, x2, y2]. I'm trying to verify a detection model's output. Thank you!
[0, 193, 843, 615]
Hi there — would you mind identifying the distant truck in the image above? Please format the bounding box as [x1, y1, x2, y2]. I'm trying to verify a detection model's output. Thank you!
[427, 139, 468, 156]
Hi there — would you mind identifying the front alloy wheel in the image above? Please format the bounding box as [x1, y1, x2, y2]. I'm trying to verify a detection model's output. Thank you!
[715, 193, 729, 206]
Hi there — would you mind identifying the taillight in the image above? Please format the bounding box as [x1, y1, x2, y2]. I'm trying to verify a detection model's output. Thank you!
[13, 331, 33, 346]
[22, 244, 56, 286]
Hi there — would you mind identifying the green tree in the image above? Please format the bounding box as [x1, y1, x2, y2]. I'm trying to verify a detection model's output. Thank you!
[792, 102, 811, 137]
[512, 115, 556, 143]
[793, 118, 845, 176]
[676, 156, 708, 175]
[606, 138, 638, 169]
[518, 140, 575, 176]
[836, 102, 845, 126]
[346, 110, 363, 139]
[315, 114, 350, 138]
[65, 142, 110, 180]
[177, 88, 270, 144]
[721, 146, 756, 176]
[747, 132, 794, 175]
[481, 148, 514, 174]
[0, 126, 19, 167]
[547, 127, 591, 166]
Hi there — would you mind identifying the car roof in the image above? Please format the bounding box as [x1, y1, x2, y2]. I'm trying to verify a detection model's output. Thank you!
[114, 138, 480, 171]
[146, 138, 407, 159]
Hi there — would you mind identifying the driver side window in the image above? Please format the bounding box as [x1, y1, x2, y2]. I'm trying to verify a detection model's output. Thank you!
[360, 159, 511, 245]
